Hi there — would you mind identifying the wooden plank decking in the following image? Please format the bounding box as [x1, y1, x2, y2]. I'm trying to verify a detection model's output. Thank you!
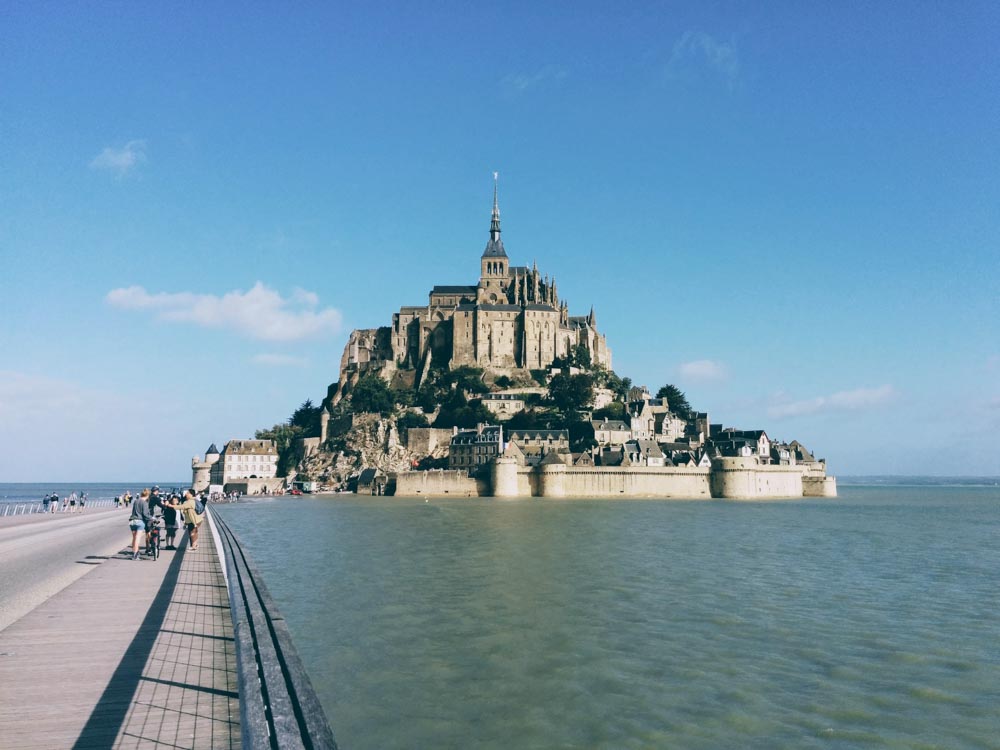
[0, 522, 240, 749]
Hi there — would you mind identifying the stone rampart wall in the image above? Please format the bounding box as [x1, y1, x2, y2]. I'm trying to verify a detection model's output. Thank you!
[803, 476, 838, 497]
[404, 427, 456, 455]
[709, 458, 803, 499]
[396, 460, 833, 500]
[394, 470, 485, 497]
[560, 466, 712, 498]
[225, 477, 286, 495]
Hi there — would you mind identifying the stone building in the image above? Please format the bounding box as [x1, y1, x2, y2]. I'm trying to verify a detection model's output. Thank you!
[506, 428, 570, 466]
[334, 178, 611, 400]
[210, 439, 279, 485]
[449, 424, 504, 473]
[480, 393, 528, 419]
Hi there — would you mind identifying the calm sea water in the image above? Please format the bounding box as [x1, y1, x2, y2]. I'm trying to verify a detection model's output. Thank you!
[0, 482, 186, 504]
[219, 488, 997, 748]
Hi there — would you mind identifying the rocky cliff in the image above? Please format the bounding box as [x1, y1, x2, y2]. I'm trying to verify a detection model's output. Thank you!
[296, 413, 447, 489]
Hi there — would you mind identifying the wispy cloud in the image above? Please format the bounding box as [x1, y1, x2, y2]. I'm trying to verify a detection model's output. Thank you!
[500, 65, 568, 95]
[677, 359, 727, 382]
[768, 385, 895, 419]
[252, 353, 309, 367]
[89, 139, 147, 177]
[667, 31, 739, 87]
[106, 282, 343, 342]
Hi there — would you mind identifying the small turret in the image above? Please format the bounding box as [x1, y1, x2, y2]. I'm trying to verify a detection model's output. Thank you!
[320, 408, 331, 443]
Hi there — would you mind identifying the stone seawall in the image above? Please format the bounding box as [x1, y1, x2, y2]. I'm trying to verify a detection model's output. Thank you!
[803, 475, 838, 497]
[560, 466, 711, 498]
[496, 461, 712, 498]
[708, 457, 804, 499]
[395, 470, 486, 497]
[396, 461, 834, 500]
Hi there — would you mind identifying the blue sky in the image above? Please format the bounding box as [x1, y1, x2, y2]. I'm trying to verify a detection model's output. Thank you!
[1, 2, 997, 481]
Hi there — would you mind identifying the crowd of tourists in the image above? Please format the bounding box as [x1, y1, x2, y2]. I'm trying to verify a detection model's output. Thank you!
[125, 486, 208, 561]
[41, 491, 89, 513]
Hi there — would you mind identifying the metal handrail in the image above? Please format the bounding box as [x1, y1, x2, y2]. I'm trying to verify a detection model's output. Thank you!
[0, 498, 119, 517]
[211, 509, 338, 750]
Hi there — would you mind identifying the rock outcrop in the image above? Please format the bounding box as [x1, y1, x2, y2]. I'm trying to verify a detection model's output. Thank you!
[296, 413, 446, 489]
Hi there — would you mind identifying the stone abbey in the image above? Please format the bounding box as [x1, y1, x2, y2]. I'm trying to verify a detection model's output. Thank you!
[334, 178, 611, 397]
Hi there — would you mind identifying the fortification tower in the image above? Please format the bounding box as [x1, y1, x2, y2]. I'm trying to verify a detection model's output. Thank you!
[191, 444, 220, 492]
[320, 408, 331, 443]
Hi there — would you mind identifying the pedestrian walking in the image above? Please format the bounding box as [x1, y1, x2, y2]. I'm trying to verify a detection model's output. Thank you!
[128, 489, 155, 561]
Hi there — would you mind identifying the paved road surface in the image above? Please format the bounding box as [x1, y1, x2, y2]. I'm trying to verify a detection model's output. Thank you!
[0, 510, 133, 631]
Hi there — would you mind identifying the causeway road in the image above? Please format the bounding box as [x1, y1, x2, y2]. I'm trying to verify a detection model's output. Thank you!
[0, 509, 131, 631]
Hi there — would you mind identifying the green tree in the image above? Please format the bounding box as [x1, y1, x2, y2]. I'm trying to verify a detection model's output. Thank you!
[255, 423, 303, 476]
[570, 344, 592, 369]
[597, 369, 631, 400]
[656, 384, 693, 418]
[445, 366, 489, 395]
[505, 408, 558, 430]
[431, 391, 494, 429]
[396, 411, 429, 430]
[350, 374, 395, 415]
[548, 372, 595, 414]
[289, 399, 321, 435]
[592, 401, 626, 421]
[567, 418, 597, 452]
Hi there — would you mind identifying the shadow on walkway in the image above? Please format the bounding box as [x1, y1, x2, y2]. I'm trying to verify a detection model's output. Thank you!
[70, 537, 189, 749]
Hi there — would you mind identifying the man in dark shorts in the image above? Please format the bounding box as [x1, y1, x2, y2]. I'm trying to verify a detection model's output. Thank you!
[162, 494, 181, 550]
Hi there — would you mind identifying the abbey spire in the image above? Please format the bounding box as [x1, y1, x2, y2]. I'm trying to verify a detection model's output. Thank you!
[490, 171, 501, 241]
[482, 171, 507, 259]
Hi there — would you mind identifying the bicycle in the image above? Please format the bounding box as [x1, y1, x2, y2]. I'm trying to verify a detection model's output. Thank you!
[146, 516, 163, 560]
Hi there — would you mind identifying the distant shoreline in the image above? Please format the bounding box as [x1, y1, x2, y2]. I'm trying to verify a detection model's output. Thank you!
[838, 476, 1000, 487]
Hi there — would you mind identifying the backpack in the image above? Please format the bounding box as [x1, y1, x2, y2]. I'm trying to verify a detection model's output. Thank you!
[194, 499, 205, 515]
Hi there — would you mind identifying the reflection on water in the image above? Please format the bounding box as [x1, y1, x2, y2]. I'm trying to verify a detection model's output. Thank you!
[216, 487, 1000, 749]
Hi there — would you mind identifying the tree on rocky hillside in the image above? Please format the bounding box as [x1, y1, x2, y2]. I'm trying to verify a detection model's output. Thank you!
[432, 390, 493, 429]
[548, 372, 595, 415]
[552, 344, 592, 371]
[256, 422, 304, 476]
[350, 374, 395, 415]
[656, 384, 693, 418]
[289, 399, 322, 435]
[593, 367, 631, 401]
[592, 401, 626, 421]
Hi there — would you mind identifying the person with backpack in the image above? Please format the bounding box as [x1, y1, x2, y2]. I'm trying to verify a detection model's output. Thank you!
[166, 489, 203, 551]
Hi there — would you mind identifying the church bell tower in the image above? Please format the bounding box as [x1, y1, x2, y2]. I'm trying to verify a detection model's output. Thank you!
[479, 172, 508, 303]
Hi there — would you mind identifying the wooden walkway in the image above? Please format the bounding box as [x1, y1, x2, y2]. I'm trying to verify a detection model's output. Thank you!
[0, 523, 240, 749]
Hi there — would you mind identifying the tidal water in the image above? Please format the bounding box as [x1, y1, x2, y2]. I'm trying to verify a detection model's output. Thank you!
[0, 482, 186, 504]
[215, 487, 1000, 750]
